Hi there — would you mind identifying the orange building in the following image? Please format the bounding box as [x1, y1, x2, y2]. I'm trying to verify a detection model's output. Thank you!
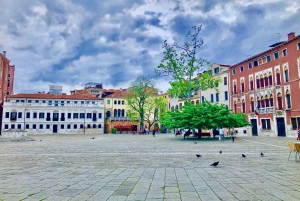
[230, 32, 300, 138]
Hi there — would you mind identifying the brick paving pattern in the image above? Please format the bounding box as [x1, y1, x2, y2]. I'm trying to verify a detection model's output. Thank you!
[0, 134, 300, 201]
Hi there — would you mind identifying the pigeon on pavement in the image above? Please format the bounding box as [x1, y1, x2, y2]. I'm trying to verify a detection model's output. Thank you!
[196, 154, 201, 158]
[242, 154, 246, 158]
[219, 151, 222, 154]
[260, 152, 264, 157]
[210, 161, 219, 167]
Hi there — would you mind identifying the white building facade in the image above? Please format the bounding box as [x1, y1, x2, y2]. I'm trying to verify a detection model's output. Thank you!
[1, 94, 104, 134]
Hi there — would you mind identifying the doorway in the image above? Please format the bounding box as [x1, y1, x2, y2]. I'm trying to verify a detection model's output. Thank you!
[276, 117, 286, 137]
[53, 124, 58, 133]
[250, 119, 258, 136]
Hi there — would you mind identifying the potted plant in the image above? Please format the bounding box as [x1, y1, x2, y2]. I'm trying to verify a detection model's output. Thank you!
[111, 127, 117, 134]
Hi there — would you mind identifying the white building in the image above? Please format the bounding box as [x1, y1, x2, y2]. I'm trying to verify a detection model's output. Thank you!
[1, 93, 104, 134]
[200, 63, 230, 108]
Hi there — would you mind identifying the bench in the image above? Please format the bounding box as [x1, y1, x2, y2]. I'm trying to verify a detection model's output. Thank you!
[183, 132, 211, 139]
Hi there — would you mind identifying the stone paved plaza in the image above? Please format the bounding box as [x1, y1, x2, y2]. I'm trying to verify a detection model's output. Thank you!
[0, 134, 300, 201]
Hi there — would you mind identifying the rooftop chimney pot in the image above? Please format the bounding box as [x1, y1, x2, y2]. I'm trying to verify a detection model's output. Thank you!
[288, 32, 295, 40]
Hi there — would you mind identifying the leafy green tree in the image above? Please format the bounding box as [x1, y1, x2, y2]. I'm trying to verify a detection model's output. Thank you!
[126, 76, 158, 132]
[155, 25, 221, 101]
[144, 96, 167, 130]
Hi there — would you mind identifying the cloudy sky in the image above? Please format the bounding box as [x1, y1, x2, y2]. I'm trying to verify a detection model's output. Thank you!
[1, 0, 299, 94]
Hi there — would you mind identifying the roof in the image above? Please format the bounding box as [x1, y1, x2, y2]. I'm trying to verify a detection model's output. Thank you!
[105, 90, 128, 98]
[7, 93, 102, 100]
[231, 34, 300, 67]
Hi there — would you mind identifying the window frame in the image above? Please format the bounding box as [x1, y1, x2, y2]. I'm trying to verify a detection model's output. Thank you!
[274, 51, 279, 60]
[240, 66, 244, 72]
[232, 68, 236, 75]
[282, 48, 287, 57]
[248, 62, 252, 69]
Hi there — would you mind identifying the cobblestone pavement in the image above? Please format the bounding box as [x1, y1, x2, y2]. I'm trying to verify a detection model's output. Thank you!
[0, 134, 300, 201]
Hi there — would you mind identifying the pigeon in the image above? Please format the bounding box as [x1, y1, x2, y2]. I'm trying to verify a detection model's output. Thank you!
[219, 151, 222, 154]
[194, 142, 197, 144]
[242, 154, 246, 158]
[210, 161, 219, 167]
[91, 137, 95, 139]
[260, 152, 264, 157]
[196, 154, 201, 158]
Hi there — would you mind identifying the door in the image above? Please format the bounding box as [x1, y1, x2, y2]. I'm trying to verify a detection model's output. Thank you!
[93, 113, 97, 121]
[276, 117, 286, 137]
[53, 125, 58, 133]
[250, 119, 258, 136]
[133, 125, 138, 132]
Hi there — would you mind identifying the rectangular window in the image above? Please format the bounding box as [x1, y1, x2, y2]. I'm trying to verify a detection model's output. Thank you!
[201, 96, 205, 102]
[240, 66, 244, 72]
[80, 124, 84, 129]
[87, 124, 91, 129]
[232, 68, 236, 75]
[61, 124, 64, 129]
[74, 101, 78, 104]
[39, 113, 44, 119]
[225, 91, 228, 100]
[248, 62, 252, 69]
[26, 124, 29, 129]
[216, 93, 219, 102]
[67, 101, 70, 104]
[39, 124, 43, 129]
[48, 101, 52, 105]
[11, 124, 15, 129]
[81, 101, 84, 105]
[33, 112, 37, 118]
[33, 124, 36, 129]
[73, 113, 78, 119]
[28, 100, 32, 103]
[266, 55, 271, 62]
[5, 112, 9, 118]
[87, 113, 92, 119]
[80, 113, 85, 119]
[46, 124, 50, 129]
[254, 60, 258, 67]
[122, 100, 125, 105]
[214, 67, 220, 74]
[93, 124, 97, 129]
[21, 100, 25, 103]
[53, 113, 59, 121]
[297, 42, 300, 50]
[18, 112, 22, 118]
[274, 51, 279, 60]
[16, 100, 20, 102]
[74, 124, 77, 129]
[261, 119, 271, 130]
[224, 77, 227, 85]
[61, 101, 64, 106]
[35, 100, 39, 103]
[46, 113, 51, 121]
[68, 113, 71, 119]
[114, 100, 117, 104]
[4, 124, 8, 129]
[11, 112, 17, 121]
[98, 113, 102, 118]
[54, 101, 58, 106]
[67, 124, 71, 129]
[282, 49, 287, 57]
[17, 124, 21, 129]
[118, 100, 121, 104]
[107, 100, 110, 104]
[210, 94, 214, 103]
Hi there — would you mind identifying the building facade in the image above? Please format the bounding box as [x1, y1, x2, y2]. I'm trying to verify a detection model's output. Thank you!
[2, 93, 104, 134]
[230, 32, 300, 138]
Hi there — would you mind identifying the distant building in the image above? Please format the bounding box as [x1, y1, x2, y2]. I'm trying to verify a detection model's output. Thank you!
[49, 85, 62, 94]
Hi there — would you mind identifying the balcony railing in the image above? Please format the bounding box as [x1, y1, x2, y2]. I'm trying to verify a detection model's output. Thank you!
[109, 117, 137, 121]
[258, 107, 274, 114]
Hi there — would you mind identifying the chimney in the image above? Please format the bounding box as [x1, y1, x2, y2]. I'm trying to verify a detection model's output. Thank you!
[3, 51, 6, 56]
[288, 32, 295, 40]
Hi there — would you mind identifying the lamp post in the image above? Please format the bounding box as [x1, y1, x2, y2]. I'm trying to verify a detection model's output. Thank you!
[84, 109, 86, 134]
[24, 108, 27, 130]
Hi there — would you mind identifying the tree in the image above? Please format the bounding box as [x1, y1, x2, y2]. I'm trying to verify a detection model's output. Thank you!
[144, 96, 167, 130]
[155, 25, 221, 101]
[126, 76, 158, 132]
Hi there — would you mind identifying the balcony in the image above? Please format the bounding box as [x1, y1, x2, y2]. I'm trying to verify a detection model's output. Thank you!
[258, 107, 274, 114]
[109, 117, 136, 121]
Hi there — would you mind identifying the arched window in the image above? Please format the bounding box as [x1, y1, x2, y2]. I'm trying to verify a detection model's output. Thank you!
[106, 111, 111, 118]
[269, 72, 273, 86]
[114, 109, 117, 117]
[234, 101, 237, 113]
[276, 69, 281, 85]
[261, 96, 265, 108]
[265, 95, 269, 107]
[260, 75, 264, 88]
[196, 100, 199, 104]
[242, 99, 245, 113]
[284, 66, 289, 82]
[286, 89, 291, 109]
[250, 77, 254, 91]
[251, 97, 254, 112]
[233, 81, 237, 94]
[256, 76, 260, 89]
[122, 109, 125, 117]
[270, 94, 274, 107]
[118, 109, 121, 117]
[264, 73, 268, 87]
[241, 79, 245, 93]
[277, 93, 283, 110]
[257, 97, 261, 109]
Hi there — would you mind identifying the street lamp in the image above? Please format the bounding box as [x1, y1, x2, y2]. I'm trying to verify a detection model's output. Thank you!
[84, 109, 86, 134]
[24, 108, 27, 130]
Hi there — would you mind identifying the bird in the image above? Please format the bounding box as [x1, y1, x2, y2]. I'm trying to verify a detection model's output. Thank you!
[196, 154, 201, 158]
[219, 151, 222, 154]
[242, 154, 246, 158]
[194, 142, 197, 144]
[260, 152, 264, 157]
[210, 161, 219, 167]
[91, 137, 95, 139]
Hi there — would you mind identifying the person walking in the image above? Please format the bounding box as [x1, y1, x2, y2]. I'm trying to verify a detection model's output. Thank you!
[152, 129, 156, 137]
[230, 128, 235, 143]
[297, 128, 300, 140]
[219, 126, 225, 142]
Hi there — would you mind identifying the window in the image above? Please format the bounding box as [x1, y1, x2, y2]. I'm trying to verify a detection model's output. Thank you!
[68, 113, 71, 119]
[286, 90, 291, 109]
[87, 124, 91, 129]
[224, 77, 227, 85]
[16, 100, 19, 102]
[87, 113, 92, 119]
[264, 74, 268, 87]
[17, 124, 21, 129]
[241, 80, 245, 92]
[74, 124, 77, 129]
[201, 96, 204, 102]
[274, 51, 279, 60]
[80, 113, 85, 119]
[260, 76, 264, 88]
[81, 101, 84, 105]
[270, 95, 274, 107]
[250, 78, 254, 91]
[67, 101, 70, 104]
[7, 80, 10, 87]
[234, 101, 237, 113]
[61, 113, 65, 121]
[80, 124, 84, 129]
[42, 100, 46, 103]
[284, 66, 289, 82]
[256, 76, 260, 89]
[266, 55, 271, 62]
[298, 42, 300, 50]
[242, 100, 245, 113]
[4, 124, 8, 129]
[26, 124, 29, 129]
[33, 124, 36, 129]
[233, 82, 237, 94]
[248, 62, 252, 69]
[98, 124, 102, 128]
[277, 93, 283, 110]
[46, 124, 50, 129]
[210, 94, 214, 103]
[114, 100, 117, 104]
[118, 100, 121, 104]
[48, 100, 52, 105]
[53, 113, 59, 121]
[33, 112, 37, 118]
[18, 112, 22, 118]
[282, 49, 287, 57]
[276, 69, 281, 85]
[291, 117, 300, 130]
[240, 66, 244, 72]
[39, 113, 44, 119]
[5, 112, 9, 118]
[214, 67, 220, 74]
[93, 124, 96, 129]
[107, 100, 110, 104]
[54, 101, 59, 106]
[61, 101, 64, 106]
[74, 101, 78, 104]
[224, 91, 228, 100]
[67, 124, 71, 129]
[21, 100, 24, 103]
[98, 113, 102, 118]
[269, 73, 273, 86]
[73, 113, 78, 119]
[26, 112, 30, 118]
[254, 60, 258, 67]
[122, 100, 125, 105]
[28, 100, 32, 103]
[61, 124, 64, 129]
[232, 68, 236, 75]
[250, 98, 254, 112]
[11, 124, 15, 129]
[46, 113, 51, 121]
[35, 100, 39, 103]
[39, 124, 43, 129]
[261, 119, 271, 130]
[8, 74, 10, 77]
[216, 93, 219, 102]
[11, 112, 17, 121]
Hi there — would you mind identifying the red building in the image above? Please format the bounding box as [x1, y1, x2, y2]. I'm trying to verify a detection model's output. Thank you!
[230, 33, 300, 138]
[0, 51, 16, 130]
